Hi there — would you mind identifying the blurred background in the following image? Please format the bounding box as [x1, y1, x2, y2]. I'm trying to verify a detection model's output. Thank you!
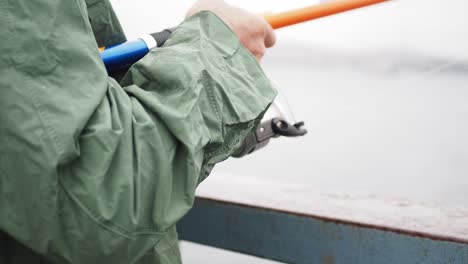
[111, 0, 468, 262]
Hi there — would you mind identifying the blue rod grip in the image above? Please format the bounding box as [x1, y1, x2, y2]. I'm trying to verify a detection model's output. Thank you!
[101, 39, 149, 73]
[100, 28, 175, 73]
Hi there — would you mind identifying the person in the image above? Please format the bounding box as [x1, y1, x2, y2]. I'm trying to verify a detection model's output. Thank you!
[0, 0, 276, 263]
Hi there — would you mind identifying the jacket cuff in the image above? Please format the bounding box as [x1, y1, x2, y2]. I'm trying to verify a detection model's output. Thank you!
[121, 10, 277, 178]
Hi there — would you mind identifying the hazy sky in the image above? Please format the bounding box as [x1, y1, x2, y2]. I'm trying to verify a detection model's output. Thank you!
[112, 0, 468, 61]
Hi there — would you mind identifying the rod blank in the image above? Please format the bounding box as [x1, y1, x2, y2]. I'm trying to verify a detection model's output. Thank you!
[263, 0, 390, 29]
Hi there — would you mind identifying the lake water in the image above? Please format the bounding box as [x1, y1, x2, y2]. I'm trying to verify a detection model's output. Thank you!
[111, 0, 468, 262]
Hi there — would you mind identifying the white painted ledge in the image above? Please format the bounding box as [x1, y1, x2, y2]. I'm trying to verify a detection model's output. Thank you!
[196, 174, 468, 243]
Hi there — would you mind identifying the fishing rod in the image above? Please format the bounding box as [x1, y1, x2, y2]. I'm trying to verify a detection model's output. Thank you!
[264, 0, 389, 29]
[101, 0, 390, 73]
[101, 0, 390, 156]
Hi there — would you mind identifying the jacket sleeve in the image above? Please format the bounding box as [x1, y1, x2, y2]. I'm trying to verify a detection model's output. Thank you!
[85, 0, 127, 47]
[0, 0, 276, 263]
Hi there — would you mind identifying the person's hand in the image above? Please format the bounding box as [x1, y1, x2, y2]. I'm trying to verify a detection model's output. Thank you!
[186, 0, 276, 61]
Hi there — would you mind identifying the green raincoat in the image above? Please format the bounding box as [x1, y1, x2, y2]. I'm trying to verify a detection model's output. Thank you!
[0, 0, 276, 263]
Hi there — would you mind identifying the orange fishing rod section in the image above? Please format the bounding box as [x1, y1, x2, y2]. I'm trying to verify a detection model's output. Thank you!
[263, 0, 390, 29]
[101, 0, 391, 72]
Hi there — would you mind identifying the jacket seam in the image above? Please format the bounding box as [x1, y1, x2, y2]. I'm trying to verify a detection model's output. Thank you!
[4, 0, 66, 160]
[204, 120, 255, 159]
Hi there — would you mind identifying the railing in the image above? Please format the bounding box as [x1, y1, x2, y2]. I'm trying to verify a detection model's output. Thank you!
[178, 175, 468, 264]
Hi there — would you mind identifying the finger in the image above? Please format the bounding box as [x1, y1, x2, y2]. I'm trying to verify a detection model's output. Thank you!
[263, 20, 276, 48]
